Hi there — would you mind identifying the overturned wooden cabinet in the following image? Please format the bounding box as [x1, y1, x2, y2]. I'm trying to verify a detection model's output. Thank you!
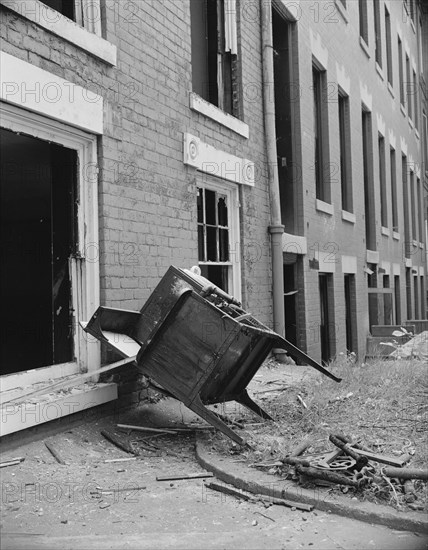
[84, 266, 340, 445]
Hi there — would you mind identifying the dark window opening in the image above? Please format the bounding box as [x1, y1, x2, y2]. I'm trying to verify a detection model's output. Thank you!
[398, 37, 405, 106]
[414, 275, 419, 319]
[283, 262, 297, 346]
[406, 267, 412, 319]
[273, 7, 298, 234]
[313, 65, 330, 203]
[344, 274, 357, 354]
[338, 91, 353, 212]
[40, 0, 76, 20]
[394, 275, 401, 325]
[190, 0, 238, 116]
[197, 187, 230, 293]
[359, 0, 369, 44]
[402, 155, 411, 258]
[374, 0, 382, 67]
[406, 54, 412, 119]
[410, 171, 416, 242]
[378, 134, 387, 228]
[0, 129, 77, 374]
[362, 108, 376, 250]
[385, 7, 393, 85]
[390, 148, 398, 232]
[319, 273, 335, 364]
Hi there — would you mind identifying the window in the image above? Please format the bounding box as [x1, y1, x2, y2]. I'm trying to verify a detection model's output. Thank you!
[417, 177, 423, 243]
[398, 37, 405, 106]
[410, 170, 416, 241]
[394, 275, 401, 325]
[41, 0, 75, 20]
[378, 134, 387, 228]
[385, 7, 393, 85]
[423, 112, 428, 173]
[414, 275, 419, 319]
[313, 64, 330, 203]
[402, 154, 411, 258]
[359, 0, 369, 44]
[197, 183, 240, 296]
[390, 147, 398, 232]
[190, 0, 238, 116]
[362, 108, 376, 250]
[413, 69, 418, 129]
[406, 54, 412, 119]
[374, 0, 382, 67]
[338, 91, 353, 212]
[344, 274, 357, 354]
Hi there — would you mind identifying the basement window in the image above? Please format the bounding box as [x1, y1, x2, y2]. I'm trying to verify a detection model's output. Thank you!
[190, 0, 239, 116]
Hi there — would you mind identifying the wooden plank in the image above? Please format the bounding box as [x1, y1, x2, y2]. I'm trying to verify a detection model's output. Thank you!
[156, 472, 214, 481]
[117, 424, 177, 435]
[44, 441, 66, 465]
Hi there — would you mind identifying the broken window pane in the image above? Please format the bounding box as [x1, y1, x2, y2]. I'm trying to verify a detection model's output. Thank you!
[206, 226, 217, 261]
[217, 195, 228, 226]
[219, 228, 229, 262]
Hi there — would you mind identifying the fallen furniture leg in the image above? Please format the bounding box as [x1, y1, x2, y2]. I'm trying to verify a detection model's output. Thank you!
[235, 389, 273, 420]
[274, 337, 342, 382]
[188, 395, 247, 446]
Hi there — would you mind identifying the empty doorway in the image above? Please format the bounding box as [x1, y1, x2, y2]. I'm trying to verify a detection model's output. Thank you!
[0, 128, 77, 374]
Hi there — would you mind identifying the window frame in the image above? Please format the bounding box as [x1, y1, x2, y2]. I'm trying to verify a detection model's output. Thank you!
[190, 0, 240, 118]
[378, 133, 388, 229]
[197, 178, 241, 300]
[0, 0, 116, 65]
[312, 63, 331, 204]
[338, 90, 353, 213]
[359, 0, 369, 45]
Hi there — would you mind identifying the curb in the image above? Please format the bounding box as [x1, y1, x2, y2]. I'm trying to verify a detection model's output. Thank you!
[195, 434, 428, 535]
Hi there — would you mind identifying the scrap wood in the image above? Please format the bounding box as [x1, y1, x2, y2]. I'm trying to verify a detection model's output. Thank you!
[260, 496, 314, 512]
[382, 466, 428, 481]
[254, 511, 276, 522]
[139, 439, 181, 458]
[290, 437, 313, 457]
[117, 424, 177, 435]
[334, 434, 411, 467]
[0, 457, 25, 468]
[104, 457, 137, 463]
[295, 464, 361, 487]
[44, 441, 66, 465]
[91, 485, 147, 494]
[101, 430, 138, 456]
[204, 482, 314, 512]
[282, 456, 311, 468]
[156, 472, 214, 481]
[205, 482, 252, 501]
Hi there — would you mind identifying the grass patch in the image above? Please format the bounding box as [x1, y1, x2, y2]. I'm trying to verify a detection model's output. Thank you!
[210, 355, 428, 511]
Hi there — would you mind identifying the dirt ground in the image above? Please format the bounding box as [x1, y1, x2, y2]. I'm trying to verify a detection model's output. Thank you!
[1, 364, 427, 549]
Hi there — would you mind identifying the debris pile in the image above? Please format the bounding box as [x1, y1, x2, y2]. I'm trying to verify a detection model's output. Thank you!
[279, 433, 427, 511]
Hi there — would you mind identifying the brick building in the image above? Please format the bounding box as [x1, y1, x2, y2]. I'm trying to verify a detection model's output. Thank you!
[0, 0, 427, 435]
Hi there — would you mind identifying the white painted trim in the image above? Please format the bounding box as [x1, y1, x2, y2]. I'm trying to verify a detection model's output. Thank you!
[366, 249, 379, 264]
[381, 226, 390, 237]
[315, 250, 336, 273]
[310, 29, 328, 70]
[341, 210, 356, 224]
[341, 255, 357, 274]
[393, 231, 400, 240]
[0, 383, 117, 436]
[282, 233, 307, 255]
[315, 199, 334, 216]
[184, 133, 254, 186]
[0, 363, 78, 394]
[380, 261, 391, 276]
[0, 0, 116, 65]
[0, 102, 101, 385]
[197, 180, 242, 301]
[0, 52, 104, 134]
[189, 93, 249, 138]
